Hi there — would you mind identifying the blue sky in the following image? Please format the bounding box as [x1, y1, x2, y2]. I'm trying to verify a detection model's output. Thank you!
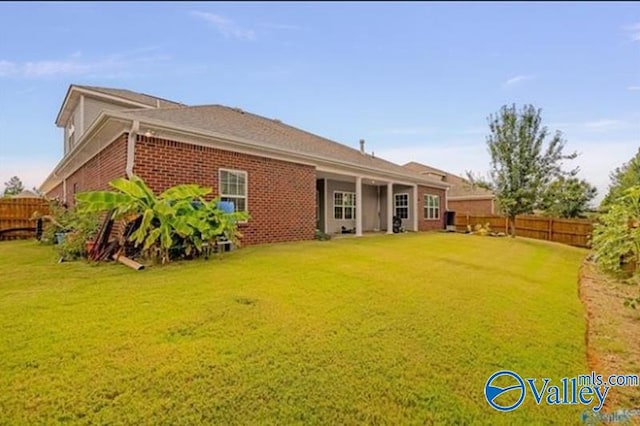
[0, 2, 638, 202]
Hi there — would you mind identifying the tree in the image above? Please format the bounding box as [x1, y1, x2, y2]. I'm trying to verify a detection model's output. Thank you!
[601, 148, 640, 208]
[3, 176, 24, 197]
[592, 185, 640, 278]
[469, 104, 577, 236]
[541, 176, 597, 218]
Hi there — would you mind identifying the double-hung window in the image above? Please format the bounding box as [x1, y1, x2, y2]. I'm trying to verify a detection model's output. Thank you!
[219, 169, 247, 213]
[424, 194, 440, 220]
[334, 191, 356, 219]
[394, 193, 409, 219]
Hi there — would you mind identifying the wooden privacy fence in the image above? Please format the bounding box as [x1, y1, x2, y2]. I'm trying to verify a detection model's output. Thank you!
[0, 198, 50, 241]
[454, 215, 594, 248]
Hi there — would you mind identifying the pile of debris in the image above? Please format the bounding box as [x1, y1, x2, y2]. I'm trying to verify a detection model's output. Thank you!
[88, 210, 144, 270]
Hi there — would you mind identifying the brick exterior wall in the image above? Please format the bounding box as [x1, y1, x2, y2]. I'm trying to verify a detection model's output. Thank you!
[417, 185, 446, 231]
[47, 183, 64, 201]
[133, 135, 316, 246]
[45, 135, 128, 207]
[448, 198, 494, 216]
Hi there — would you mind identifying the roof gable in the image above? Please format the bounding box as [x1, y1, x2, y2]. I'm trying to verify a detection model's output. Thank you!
[403, 161, 494, 198]
[55, 84, 184, 127]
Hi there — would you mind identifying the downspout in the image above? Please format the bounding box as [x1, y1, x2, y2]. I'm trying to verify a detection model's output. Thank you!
[445, 187, 450, 211]
[126, 120, 140, 178]
[376, 185, 381, 231]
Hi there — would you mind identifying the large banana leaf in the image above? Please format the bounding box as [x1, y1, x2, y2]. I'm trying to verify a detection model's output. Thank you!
[160, 184, 212, 201]
[109, 176, 152, 201]
[76, 192, 133, 213]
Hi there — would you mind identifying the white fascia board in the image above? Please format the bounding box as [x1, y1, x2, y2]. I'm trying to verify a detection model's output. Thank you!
[55, 86, 154, 127]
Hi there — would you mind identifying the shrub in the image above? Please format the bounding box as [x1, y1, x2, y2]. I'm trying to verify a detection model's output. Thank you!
[56, 213, 100, 260]
[592, 186, 640, 276]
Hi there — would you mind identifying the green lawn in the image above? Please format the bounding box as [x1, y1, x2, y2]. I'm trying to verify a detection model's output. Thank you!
[0, 233, 588, 424]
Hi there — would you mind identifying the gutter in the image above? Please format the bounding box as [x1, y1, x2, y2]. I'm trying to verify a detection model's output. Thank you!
[110, 112, 450, 189]
[126, 120, 139, 177]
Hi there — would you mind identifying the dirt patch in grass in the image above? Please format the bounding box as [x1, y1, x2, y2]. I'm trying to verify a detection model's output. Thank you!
[579, 260, 640, 410]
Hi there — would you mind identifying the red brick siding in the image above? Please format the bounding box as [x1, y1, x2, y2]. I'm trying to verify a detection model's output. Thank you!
[417, 185, 446, 231]
[45, 135, 128, 207]
[47, 183, 64, 201]
[133, 135, 316, 246]
[448, 198, 495, 216]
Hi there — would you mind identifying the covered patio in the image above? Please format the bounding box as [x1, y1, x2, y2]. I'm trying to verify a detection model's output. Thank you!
[316, 170, 420, 236]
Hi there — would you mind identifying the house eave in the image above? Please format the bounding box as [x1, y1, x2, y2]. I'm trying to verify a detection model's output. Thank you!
[448, 194, 494, 201]
[55, 85, 155, 128]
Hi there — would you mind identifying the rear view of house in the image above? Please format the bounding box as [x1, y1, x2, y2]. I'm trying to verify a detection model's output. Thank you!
[41, 85, 449, 245]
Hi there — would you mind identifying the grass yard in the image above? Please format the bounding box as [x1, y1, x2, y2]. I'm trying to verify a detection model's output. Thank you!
[0, 233, 588, 424]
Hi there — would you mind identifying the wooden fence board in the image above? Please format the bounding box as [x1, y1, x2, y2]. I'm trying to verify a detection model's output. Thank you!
[454, 214, 593, 248]
[0, 198, 49, 241]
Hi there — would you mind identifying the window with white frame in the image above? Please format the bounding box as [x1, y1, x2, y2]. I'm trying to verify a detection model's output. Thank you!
[394, 193, 409, 219]
[219, 169, 247, 213]
[424, 194, 440, 220]
[334, 191, 356, 220]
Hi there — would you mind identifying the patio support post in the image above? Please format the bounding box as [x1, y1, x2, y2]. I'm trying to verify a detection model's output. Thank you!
[386, 182, 393, 234]
[413, 184, 419, 231]
[355, 176, 363, 236]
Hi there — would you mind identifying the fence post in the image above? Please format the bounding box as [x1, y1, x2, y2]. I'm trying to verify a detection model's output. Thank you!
[548, 218, 553, 241]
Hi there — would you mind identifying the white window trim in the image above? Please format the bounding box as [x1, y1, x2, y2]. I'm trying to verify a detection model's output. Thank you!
[333, 191, 356, 220]
[424, 194, 440, 220]
[219, 168, 248, 221]
[394, 193, 410, 220]
[67, 118, 76, 151]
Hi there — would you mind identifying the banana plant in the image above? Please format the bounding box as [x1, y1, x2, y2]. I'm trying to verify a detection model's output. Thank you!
[76, 175, 214, 263]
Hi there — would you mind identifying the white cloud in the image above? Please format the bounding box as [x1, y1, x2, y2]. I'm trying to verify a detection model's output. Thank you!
[190, 11, 255, 40]
[0, 60, 17, 76]
[628, 86, 640, 91]
[583, 119, 625, 131]
[623, 22, 640, 42]
[0, 51, 170, 79]
[503, 75, 534, 87]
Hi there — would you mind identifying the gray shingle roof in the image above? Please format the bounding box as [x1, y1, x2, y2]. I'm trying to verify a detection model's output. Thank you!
[119, 104, 447, 185]
[74, 85, 185, 108]
[403, 161, 494, 198]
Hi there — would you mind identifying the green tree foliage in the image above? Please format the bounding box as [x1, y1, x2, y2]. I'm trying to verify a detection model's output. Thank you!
[3, 176, 24, 196]
[541, 176, 597, 218]
[76, 175, 248, 263]
[592, 186, 640, 276]
[601, 148, 640, 208]
[469, 104, 577, 236]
